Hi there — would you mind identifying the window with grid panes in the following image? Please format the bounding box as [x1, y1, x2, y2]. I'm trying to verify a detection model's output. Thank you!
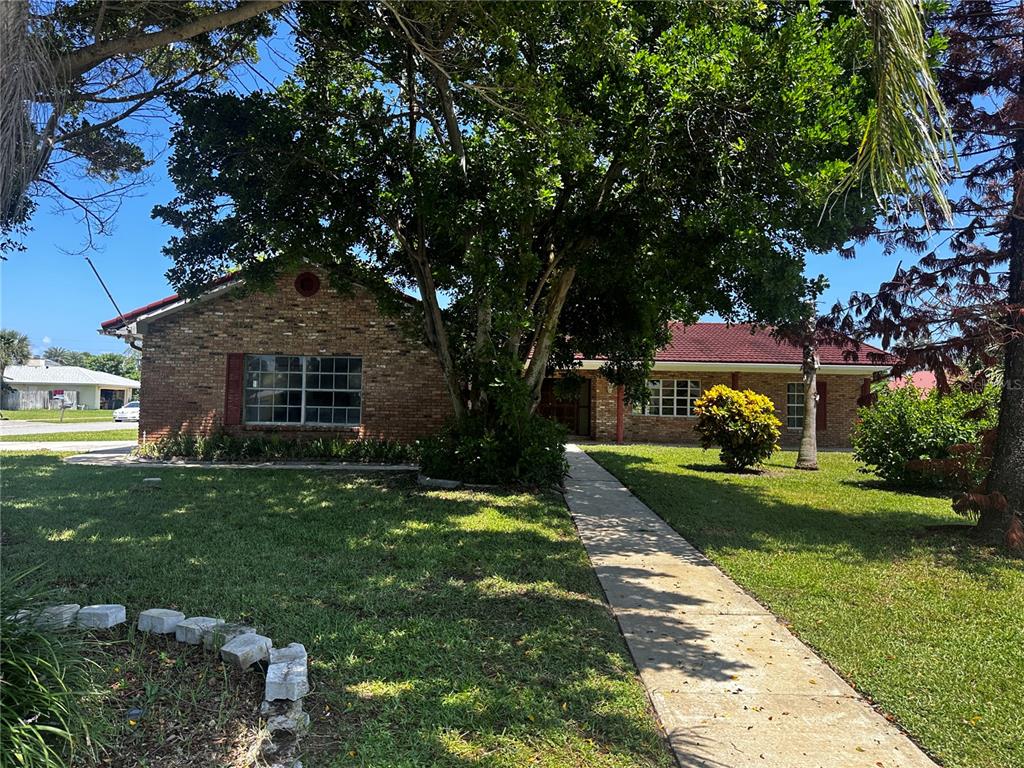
[244, 355, 362, 426]
[635, 379, 701, 416]
[786, 382, 804, 429]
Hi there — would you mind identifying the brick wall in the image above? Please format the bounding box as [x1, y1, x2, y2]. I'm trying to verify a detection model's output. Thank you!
[588, 370, 871, 448]
[139, 271, 452, 444]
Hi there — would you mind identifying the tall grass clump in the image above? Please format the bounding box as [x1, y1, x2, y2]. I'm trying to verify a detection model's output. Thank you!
[0, 572, 100, 767]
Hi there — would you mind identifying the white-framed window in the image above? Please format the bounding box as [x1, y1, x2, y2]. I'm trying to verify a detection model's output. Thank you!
[244, 355, 362, 426]
[786, 382, 804, 429]
[636, 379, 701, 417]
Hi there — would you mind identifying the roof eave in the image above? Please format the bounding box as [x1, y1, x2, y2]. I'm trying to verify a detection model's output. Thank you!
[577, 360, 892, 375]
[100, 278, 243, 339]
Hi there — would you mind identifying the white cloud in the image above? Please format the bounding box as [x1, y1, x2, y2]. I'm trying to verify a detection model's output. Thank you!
[42, 335, 51, 345]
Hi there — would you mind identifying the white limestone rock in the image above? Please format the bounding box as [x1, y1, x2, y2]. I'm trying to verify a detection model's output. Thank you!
[220, 632, 271, 669]
[265, 644, 309, 701]
[262, 698, 310, 734]
[202, 622, 255, 651]
[416, 474, 462, 489]
[175, 616, 224, 645]
[76, 604, 126, 629]
[137, 608, 184, 634]
[270, 643, 307, 665]
[35, 604, 80, 629]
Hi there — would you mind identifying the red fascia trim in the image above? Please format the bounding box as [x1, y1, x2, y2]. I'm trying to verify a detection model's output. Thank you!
[100, 274, 239, 330]
[101, 273, 420, 331]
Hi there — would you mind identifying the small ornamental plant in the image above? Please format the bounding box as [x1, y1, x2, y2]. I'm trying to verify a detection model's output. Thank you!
[694, 385, 781, 471]
[852, 384, 998, 489]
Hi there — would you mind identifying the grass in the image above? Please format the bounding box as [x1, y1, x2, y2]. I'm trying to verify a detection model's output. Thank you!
[1, 429, 138, 442]
[585, 444, 1023, 768]
[0, 455, 671, 768]
[74, 628, 265, 768]
[1, 409, 122, 423]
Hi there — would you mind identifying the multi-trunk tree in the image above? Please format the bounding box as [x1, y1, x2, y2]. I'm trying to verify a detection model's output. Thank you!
[833, 0, 1022, 541]
[156, 1, 878, 432]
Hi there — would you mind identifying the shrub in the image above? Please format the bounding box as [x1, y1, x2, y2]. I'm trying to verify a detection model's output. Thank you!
[0, 572, 100, 767]
[852, 384, 999, 488]
[419, 412, 568, 486]
[694, 385, 781, 470]
[137, 432, 418, 464]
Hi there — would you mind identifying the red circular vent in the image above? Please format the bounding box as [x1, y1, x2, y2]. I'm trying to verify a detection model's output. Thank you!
[295, 272, 321, 297]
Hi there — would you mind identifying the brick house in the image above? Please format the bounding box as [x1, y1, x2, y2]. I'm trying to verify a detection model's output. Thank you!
[101, 269, 891, 448]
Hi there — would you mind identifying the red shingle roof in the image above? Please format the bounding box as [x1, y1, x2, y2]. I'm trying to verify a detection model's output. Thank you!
[648, 322, 893, 366]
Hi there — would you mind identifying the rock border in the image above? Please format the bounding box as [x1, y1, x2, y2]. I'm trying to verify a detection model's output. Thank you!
[25, 603, 308, 768]
[416, 473, 462, 489]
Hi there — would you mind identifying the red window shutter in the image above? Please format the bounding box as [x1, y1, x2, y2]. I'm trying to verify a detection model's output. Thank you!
[224, 353, 244, 426]
[816, 380, 827, 431]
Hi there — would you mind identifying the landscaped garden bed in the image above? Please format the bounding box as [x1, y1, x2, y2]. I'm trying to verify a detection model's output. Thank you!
[585, 444, 1023, 768]
[0, 454, 671, 767]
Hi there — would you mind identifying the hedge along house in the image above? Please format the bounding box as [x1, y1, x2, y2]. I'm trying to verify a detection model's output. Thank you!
[101, 269, 892, 448]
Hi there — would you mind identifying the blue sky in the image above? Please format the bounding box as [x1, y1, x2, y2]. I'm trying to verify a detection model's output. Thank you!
[1, 34, 901, 356]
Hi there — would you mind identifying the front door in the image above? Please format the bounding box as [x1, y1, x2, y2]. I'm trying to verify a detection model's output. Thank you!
[538, 378, 592, 437]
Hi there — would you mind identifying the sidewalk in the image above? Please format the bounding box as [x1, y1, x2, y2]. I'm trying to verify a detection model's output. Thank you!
[0, 441, 136, 453]
[0, 420, 138, 436]
[563, 445, 936, 768]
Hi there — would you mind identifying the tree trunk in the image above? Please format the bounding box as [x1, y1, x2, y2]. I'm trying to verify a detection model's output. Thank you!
[523, 266, 577, 407]
[472, 288, 492, 412]
[978, 109, 1024, 539]
[796, 338, 819, 470]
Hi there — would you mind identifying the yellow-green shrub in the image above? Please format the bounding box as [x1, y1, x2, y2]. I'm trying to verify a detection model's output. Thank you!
[694, 385, 781, 470]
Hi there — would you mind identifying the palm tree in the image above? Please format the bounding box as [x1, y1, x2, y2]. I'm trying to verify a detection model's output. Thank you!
[774, 300, 821, 471]
[796, 324, 820, 472]
[0, 329, 31, 416]
[846, 0, 955, 218]
[43, 346, 76, 365]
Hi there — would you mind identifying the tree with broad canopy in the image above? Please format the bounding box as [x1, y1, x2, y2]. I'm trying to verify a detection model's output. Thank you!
[155, 0, 880, 431]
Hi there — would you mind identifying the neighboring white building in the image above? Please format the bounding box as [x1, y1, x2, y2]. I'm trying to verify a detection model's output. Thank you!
[1, 359, 139, 410]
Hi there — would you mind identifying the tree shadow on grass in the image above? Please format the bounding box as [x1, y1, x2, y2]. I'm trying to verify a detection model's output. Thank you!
[837, 476, 954, 499]
[583, 450, 1008, 580]
[677, 461, 765, 475]
[0, 455, 700, 767]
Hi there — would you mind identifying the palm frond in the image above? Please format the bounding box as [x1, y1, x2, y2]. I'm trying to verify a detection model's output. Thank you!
[841, 0, 955, 222]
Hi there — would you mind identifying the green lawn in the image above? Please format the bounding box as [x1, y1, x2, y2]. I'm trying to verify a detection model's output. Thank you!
[585, 445, 1023, 768]
[0, 429, 138, 442]
[0, 455, 670, 768]
[1, 409, 121, 423]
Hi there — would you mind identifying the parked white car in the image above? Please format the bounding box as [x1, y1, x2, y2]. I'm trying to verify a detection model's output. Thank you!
[113, 401, 140, 422]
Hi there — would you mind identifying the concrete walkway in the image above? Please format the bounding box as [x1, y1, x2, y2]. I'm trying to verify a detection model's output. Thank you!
[563, 445, 936, 768]
[0, 440, 136, 453]
[0, 420, 138, 436]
